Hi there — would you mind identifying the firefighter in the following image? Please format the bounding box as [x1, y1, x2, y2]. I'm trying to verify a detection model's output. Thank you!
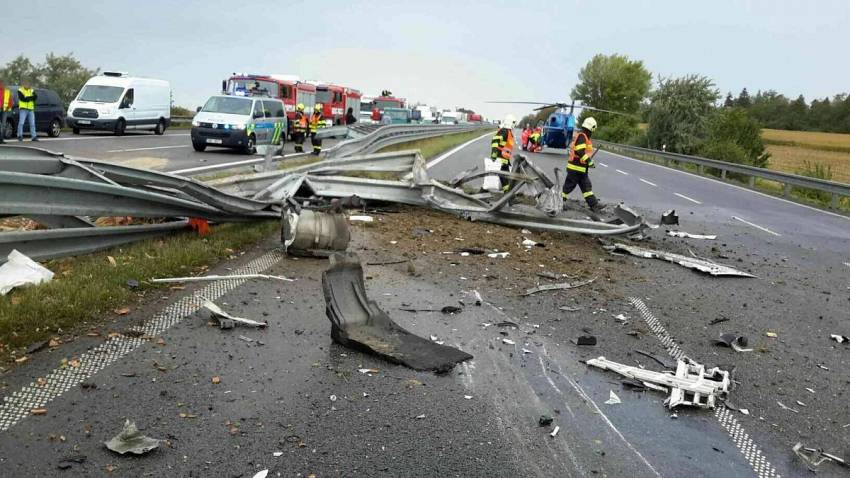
[520, 124, 531, 151]
[562, 117, 605, 212]
[528, 126, 542, 152]
[490, 115, 516, 172]
[309, 103, 325, 155]
[292, 103, 308, 153]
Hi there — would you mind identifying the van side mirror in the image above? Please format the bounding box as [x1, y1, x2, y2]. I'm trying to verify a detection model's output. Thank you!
[196, 106, 202, 113]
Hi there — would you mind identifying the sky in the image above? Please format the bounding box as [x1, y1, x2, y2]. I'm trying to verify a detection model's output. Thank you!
[4, 0, 849, 121]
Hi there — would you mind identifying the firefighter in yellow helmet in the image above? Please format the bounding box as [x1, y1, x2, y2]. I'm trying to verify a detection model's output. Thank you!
[488, 115, 516, 191]
[292, 103, 308, 153]
[309, 103, 325, 155]
[562, 117, 605, 212]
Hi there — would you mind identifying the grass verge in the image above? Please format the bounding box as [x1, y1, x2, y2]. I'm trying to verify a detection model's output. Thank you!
[378, 128, 495, 159]
[0, 221, 278, 363]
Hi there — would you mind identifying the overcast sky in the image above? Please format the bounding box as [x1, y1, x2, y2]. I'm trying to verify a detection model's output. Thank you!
[5, 0, 849, 121]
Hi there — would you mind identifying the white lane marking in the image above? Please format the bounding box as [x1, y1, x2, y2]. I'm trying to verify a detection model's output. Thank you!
[0, 251, 283, 432]
[425, 132, 494, 169]
[844, 262, 850, 267]
[107, 145, 192, 153]
[638, 178, 657, 187]
[598, 162, 609, 168]
[732, 216, 782, 237]
[615, 169, 629, 176]
[42, 133, 190, 142]
[674, 192, 702, 204]
[629, 298, 781, 478]
[600, 149, 850, 222]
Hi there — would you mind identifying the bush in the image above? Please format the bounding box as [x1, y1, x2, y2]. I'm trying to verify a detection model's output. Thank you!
[595, 117, 642, 143]
[793, 161, 833, 203]
[699, 140, 750, 181]
[706, 107, 770, 168]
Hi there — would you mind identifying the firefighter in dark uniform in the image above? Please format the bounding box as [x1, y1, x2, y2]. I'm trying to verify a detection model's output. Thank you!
[490, 115, 516, 191]
[309, 103, 324, 155]
[292, 103, 308, 153]
[562, 117, 605, 212]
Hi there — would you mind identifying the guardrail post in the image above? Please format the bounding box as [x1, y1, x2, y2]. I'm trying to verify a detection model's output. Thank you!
[831, 193, 839, 209]
[698, 165, 704, 175]
[783, 183, 792, 198]
[748, 176, 755, 188]
[720, 169, 727, 180]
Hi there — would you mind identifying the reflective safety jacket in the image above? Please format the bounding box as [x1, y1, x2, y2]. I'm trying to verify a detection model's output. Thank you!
[490, 127, 515, 164]
[529, 129, 541, 143]
[567, 129, 594, 173]
[309, 112, 324, 134]
[1, 87, 12, 111]
[17, 87, 36, 110]
[294, 111, 308, 132]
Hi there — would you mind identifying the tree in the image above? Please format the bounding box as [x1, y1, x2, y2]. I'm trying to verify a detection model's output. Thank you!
[703, 107, 770, 168]
[646, 75, 718, 154]
[724, 92, 735, 108]
[571, 53, 651, 139]
[785, 95, 808, 130]
[735, 88, 751, 108]
[0, 53, 98, 105]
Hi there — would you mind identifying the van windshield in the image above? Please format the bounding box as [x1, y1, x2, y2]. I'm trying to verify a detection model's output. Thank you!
[77, 85, 124, 103]
[201, 97, 253, 115]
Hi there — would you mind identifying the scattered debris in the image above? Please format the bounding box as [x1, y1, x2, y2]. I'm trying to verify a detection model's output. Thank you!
[0, 250, 55, 295]
[609, 243, 755, 277]
[322, 253, 472, 373]
[253, 470, 270, 478]
[502, 338, 516, 345]
[666, 230, 717, 240]
[709, 317, 730, 326]
[634, 349, 676, 369]
[358, 368, 379, 374]
[57, 454, 87, 470]
[793, 442, 848, 471]
[273, 451, 283, 457]
[415, 414, 426, 420]
[282, 205, 351, 257]
[487, 252, 510, 259]
[605, 391, 622, 405]
[713, 333, 753, 352]
[211, 376, 221, 384]
[661, 209, 679, 225]
[537, 271, 558, 280]
[612, 313, 629, 324]
[152, 274, 293, 284]
[559, 306, 582, 312]
[202, 299, 268, 328]
[349, 215, 374, 223]
[766, 331, 778, 338]
[329, 395, 338, 402]
[550, 426, 560, 437]
[464, 395, 473, 400]
[104, 420, 160, 455]
[576, 335, 597, 346]
[30, 407, 48, 415]
[777, 400, 799, 414]
[522, 237, 544, 248]
[495, 321, 519, 328]
[471, 290, 483, 306]
[523, 277, 596, 296]
[126, 279, 140, 289]
[400, 305, 462, 314]
[586, 356, 729, 409]
[113, 307, 130, 316]
[830, 334, 849, 344]
[457, 247, 486, 255]
[538, 415, 554, 427]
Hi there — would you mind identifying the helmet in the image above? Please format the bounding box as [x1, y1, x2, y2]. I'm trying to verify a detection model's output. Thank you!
[503, 114, 516, 128]
[314, 103, 323, 112]
[582, 117, 598, 132]
[296, 103, 305, 112]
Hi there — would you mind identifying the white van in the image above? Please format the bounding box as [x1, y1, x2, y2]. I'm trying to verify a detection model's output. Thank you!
[67, 72, 171, 135]
[191, 95, 287, 154]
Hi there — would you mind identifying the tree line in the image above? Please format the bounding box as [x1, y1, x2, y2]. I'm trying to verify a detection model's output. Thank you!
[724, 88, 850, 133]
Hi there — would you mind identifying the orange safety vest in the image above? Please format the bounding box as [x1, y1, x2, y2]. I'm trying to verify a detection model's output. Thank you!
[567, 131, 593, 173]
[294, 111, 308, 132]
[1, 87, 12, 111]
[309, 112, 323, 133]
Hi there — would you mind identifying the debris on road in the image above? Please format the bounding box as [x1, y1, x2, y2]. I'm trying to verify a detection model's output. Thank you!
[576, 335, 597, 346]
[358, 368, 379, 374]
[487, 251, 510, 259]
[0, 249, 54, 295]
[766, 331, 778, 338]
[252, 470, 270, 478]
[104, 420, 160, 455]
[713, 333, 753, 352]
[612, 313, 629, 324]
[550, 426, 560, 437]
[634, 349, 676, 369]
[660, 209, 679, 225]
[777, 400, 799, 414]
[322, 253, 472, 373]
[559, 305, 582, 312]
[608, 243, 755, 277]
[57, 455, 87, 470]
[792, 442, 848, 471]
[538, 415, 554, 427]
[400, 305, 462, 314]
[522, 237, 544, 248]
[666, 230, 717, 240]
[349, 215, 374, 223]
[605, 391, 622, 405]
[202, 299, 268, 328]
[495, 321, 519, 328]
[830, 334, 849, 344]
[471, 290, 483, 306]
[586, 356, 730, 409]
[282, 203, 351, 257]
[523, 277, 596, 296]
[709, 317, 730, 326]
[502, 338, 516, 345]
[152, 273, 293, 284]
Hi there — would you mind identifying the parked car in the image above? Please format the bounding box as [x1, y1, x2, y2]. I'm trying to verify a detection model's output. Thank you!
[66, 72, 171, 135]
[2, 86, 66, 139]
[191, 95, 287, 154]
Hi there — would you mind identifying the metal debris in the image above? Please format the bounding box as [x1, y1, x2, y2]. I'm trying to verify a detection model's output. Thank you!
[151, 274, 293, 284]
[0, 249, 54, 295]
[576, 335, 597, 346]
[666, 230, 717, 240]
[282, 201, 351, 257]
[661, 209, 679, 225]
[605, 391, 622, 405]
[830, 334, 849, 344]
[104, 420, 160, 455]
[523, 277, 595, 296]
[550, 426, 560, 437]
[202, 300, 268, 328]
[793, 442, 848, 471]
[586, 356, 730, 409]
[777, 400, 799, 414]
[610, 243, 755, 277]
[713, 333, 752, 352]
[634, 349, 676, 369]
[502, 338, 516, 345]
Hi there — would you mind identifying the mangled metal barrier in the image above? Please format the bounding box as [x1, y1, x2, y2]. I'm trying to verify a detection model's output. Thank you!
[327, 123, 488, 159]
[608, 242, 755, 277]
[322, 253, 473, 373]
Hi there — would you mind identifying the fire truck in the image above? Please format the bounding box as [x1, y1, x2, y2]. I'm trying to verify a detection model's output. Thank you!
[315, 84, 362, 125]
[370, 91, 406, 122]
[223, 74, 316, 132]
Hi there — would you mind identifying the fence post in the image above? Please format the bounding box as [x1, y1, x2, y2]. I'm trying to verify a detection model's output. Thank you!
[783, 183, 792, 198]
[748, 176, 755, 188]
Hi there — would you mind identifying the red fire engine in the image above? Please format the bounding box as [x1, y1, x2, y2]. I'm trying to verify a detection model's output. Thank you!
[370, 91, 406, 122]
[315, 84, 362, 125]
[224, 74, 317, 129]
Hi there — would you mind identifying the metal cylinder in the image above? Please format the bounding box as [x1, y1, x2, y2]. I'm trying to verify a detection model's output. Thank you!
[281, 208, 350, 257]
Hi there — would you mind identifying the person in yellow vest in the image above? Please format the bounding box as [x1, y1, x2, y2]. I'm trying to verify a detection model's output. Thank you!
[0, 80, 13, 144]
[309, 103, 325, 155]
[562, 117, 605, 212]
[292, 103, 308, 153]
[17, 82, 38, 141]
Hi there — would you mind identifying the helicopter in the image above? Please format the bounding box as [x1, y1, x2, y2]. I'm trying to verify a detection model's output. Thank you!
[487, 100, 633, 150]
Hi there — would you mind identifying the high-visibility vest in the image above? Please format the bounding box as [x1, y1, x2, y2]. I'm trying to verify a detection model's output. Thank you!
[294, 112, 308, 132]
[1, 88, 12, 111]
[567, 131, 593, 173]
[18, 87, 35, 110]
[309, 113, 323, 133]
[490, 128, 514, 164]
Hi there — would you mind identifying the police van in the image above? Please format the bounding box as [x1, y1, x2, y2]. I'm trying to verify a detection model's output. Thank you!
[191, 95, 286, 154]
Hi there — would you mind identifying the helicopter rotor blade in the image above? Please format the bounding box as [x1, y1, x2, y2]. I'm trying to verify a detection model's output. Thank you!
[574, 105, 639, 118]
[485, 101, 562, 105]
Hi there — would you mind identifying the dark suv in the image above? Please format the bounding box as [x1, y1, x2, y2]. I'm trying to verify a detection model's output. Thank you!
[2, 87, 66, 139]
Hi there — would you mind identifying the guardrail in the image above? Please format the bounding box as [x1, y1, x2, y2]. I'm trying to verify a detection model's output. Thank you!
[597, 140, 850, 210]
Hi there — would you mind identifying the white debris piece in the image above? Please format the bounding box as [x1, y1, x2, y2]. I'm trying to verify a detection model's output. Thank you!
[777, 400, 799, 413]
[521, 348, 533, 354]
[358, 368, 379, 374]
[0, 250, 54, 295]
[152, 273, 293, 283]
[273, 451, 283, 457]
[666, 230, 718, 240]
[330, 395, 338, 402]
[202, 299, 268, 328]
[502, 338, 516, 345]
[349, 215, 374, 222]
[522, 238, 538, 248]
[550, 426, 560, 437]
[613, 313, 629, 324]
[487, 252, 510, 259]
[253, 471, 269, 478]
[605, 391, 622, 405]
[830, 334, 848, 343]
[464, 395, 473, 400]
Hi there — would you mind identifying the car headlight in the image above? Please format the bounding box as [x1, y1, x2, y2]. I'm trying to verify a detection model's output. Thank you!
[232, 123, 246, 130]
[192, 119, 200, 127]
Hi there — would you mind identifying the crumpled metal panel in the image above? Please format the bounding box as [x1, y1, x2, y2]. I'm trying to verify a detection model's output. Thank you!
[612, 242, 755, 277]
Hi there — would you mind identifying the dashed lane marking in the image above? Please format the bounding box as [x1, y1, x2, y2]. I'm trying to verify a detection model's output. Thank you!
[171, 154, 304, 175]
[0, 250, 283, 432]
[598, 163, 609, 168]
[629, 297, 781, 478]
[107, 145, 192, 153]
[638, 178, 657, 187]
[425, 131, 494, 169]
[615, 169, 629, 175]
[732, 216, 781, 237]
[41, 133, 190, 142]
[674, 192, 702, 204]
